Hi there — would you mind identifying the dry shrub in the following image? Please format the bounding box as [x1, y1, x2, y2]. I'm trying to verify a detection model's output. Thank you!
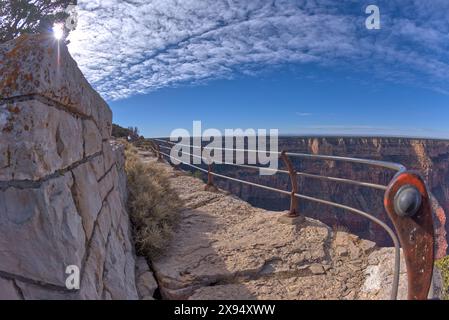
[133, 138, 154, 151]
[332, 224, 349, 234]
[124, 143, 182, 260]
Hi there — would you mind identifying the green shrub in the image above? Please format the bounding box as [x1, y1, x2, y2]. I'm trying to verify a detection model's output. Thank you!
[193, 170, 204, 180]
[435, 255, 449, 300]
[124, 143, 182, 260]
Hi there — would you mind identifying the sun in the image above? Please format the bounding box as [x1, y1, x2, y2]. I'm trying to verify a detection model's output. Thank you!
[53, 23, 64, 40]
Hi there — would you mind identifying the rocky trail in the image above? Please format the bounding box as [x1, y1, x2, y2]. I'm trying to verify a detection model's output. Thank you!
[138, 150, 408, 300]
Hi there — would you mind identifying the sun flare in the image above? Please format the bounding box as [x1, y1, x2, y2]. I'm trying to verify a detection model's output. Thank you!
[52, 23, 64, 40]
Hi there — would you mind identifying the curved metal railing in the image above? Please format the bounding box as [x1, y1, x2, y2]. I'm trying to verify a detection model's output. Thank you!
[148, 138, 435, 300]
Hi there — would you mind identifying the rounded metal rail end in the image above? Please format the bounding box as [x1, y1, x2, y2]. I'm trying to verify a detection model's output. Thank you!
[384, 171, 435, 300]
[394, 185, 422, 218]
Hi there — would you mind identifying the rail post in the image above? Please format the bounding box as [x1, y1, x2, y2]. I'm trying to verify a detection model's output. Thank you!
[384, 171, 435, 300]
[155, 143, 163, 162]
[148, 140, 156, 157]
[205, 164, 215, 189]
[171, 144, 181, 171]
[280, 150, 302, 219]
[203, 147, 218, 192]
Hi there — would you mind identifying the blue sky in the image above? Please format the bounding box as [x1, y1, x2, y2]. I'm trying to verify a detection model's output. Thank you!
[67, 0, 449, 138]
[109, 64, 449, 138]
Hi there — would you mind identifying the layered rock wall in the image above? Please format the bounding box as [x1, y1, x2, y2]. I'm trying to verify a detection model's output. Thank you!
[0, 35, 139, 299]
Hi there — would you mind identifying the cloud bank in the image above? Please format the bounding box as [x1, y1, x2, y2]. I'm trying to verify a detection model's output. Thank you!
[68, 0, 449, 101]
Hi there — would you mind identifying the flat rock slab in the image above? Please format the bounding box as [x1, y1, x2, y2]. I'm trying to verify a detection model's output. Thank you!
[144, 154, 407, 300]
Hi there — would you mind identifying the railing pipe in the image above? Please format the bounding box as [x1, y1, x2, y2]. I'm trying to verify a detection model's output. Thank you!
[151, 139, 436, 301]
[285, 152, 406, 173]
[158, 143, 387, 190]
[152, 138, 405, 172]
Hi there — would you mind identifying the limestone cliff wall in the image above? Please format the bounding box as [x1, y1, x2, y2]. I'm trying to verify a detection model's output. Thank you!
[0, 35, 140, 299]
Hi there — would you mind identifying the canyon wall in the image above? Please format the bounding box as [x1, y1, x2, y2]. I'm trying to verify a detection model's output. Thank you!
[203, 137, 449, 259]
[0, 35, 142, 299]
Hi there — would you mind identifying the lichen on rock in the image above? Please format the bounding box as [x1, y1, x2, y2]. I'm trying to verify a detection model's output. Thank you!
[0, 35, 140, 300]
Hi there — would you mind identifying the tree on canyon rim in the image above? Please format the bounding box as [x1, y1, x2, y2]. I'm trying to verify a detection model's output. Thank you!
[0, 0, 76, 43]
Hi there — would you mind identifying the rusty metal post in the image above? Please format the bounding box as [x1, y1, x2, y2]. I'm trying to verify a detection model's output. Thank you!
[155, 143, 163, 162]
[203, 147, 217, 191]
[280, 150, 300, 217]
[384, 171, 434, 300]
[207, 164, 214, 186]
[148, 140, 156, 157]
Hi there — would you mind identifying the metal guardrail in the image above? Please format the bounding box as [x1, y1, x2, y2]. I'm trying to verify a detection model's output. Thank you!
[149, 138, 435, 300]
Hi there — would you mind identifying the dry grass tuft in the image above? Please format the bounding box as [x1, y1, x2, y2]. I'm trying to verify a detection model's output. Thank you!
[124, 143, 183, 260]
[332, 224, 349, 234]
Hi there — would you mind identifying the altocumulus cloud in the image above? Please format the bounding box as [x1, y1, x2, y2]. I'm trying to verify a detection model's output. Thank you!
[68, 0, 449, 101]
